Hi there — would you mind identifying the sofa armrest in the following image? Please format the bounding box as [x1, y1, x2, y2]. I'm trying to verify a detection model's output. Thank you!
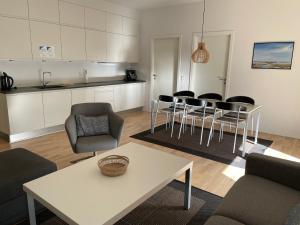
[109, 112, 124, 146]
[246, 153, 300, 191]
[65, 115, 78, 150]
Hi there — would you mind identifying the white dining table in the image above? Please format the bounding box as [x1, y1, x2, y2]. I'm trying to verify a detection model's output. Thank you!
[150, 99, 263, 157]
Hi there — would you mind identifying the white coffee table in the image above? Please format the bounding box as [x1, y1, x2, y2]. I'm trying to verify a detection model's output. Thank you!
[23, 142, 193, 225]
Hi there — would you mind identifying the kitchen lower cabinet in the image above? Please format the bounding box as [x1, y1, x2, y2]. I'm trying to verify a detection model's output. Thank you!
[115, 83, 145, 111]
[94, 86, 115, 110]
[6, 93, 44, 134]
[71, 88, 94, 105]
[43, 90, 71, 127]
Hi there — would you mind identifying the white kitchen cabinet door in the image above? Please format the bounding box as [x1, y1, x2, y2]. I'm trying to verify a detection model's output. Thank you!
[122, 17, 138, 36]
[123, 35, 139, 63]
[28, 0, 59, 23]
[43, 90, 71, 127]
[115, 83, 145, 111]
[94, 87, 115, 110]
[71, 88, 94, 105]
[61, 26, 86, 60]
[86, 30, 107, 62]
[30, 21, 62, 60]
[0, 0, 28, 18]
[0, 17, 32, 60]
[106, 13, 123, 34]
[85, 8, 106, 31]
[6, 93, 44, 134]
[106, 33, 124, 63]
[59, 1, 84, 28]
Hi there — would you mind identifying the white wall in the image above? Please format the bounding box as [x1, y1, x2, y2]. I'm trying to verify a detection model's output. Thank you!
[139, 0, 300, 139]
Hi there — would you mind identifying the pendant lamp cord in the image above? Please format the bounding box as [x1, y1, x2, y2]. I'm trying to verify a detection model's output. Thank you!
[201, 0, 206, 43]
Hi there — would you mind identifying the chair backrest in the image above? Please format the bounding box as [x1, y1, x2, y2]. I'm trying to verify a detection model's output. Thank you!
[71, 103, 113, 116]
[226, 96, 255, 105]
[158, 95, 176, 103]
[174, 90, 195, 98]
[198, 93, 223, 101]
[215, 102, 245, 112]
[185, 98, 206, 107]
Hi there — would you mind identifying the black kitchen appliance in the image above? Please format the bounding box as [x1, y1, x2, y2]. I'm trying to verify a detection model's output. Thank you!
[0, 72, 14, 90]
[125, 69, 137, 82]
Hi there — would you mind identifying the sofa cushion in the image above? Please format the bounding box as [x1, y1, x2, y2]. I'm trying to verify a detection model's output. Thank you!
[215, 175, 300, 225]
[205, 215, 245, 225]
[0, 149, 57, 204]
[76, 135, 117, 153]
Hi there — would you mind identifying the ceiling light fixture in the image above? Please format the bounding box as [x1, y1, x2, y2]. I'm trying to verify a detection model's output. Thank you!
[192, 0, 209, 63]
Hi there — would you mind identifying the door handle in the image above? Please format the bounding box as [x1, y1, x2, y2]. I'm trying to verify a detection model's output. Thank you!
[153, 74, 159, 80]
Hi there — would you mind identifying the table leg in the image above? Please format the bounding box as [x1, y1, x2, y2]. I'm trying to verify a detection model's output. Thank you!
[27, 193, 37, 225]
[184, 168, 192, 210]
[254, 111, 261, 144]
[242, 121, 248, 157]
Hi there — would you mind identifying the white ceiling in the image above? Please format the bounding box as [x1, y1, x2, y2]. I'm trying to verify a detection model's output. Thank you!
[106, 0, 203, 10]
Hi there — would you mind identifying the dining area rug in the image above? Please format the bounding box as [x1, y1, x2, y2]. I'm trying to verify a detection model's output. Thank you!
[19, 181, 222, 225]
[131, 123, 273, 169]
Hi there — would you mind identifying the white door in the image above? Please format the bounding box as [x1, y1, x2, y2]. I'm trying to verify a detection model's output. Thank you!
[152, 38, 179, 100]
[190, 33, 231, 97]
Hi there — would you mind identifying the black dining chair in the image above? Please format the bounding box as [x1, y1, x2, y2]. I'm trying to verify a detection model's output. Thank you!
[178, 98, 209, 145]
[153, 95, 180, 137]
[174, 90, 195, 98]
[225, 96, 255, 135]
[197, 93, 223, 115]
[207, 102, 247, 155]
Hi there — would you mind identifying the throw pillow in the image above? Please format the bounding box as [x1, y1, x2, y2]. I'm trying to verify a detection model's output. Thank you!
[76, 115, 109, 137]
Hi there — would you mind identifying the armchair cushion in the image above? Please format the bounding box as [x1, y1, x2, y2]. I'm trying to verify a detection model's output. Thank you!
[75, 135, 117, 153]
[76, 115, 109, 137]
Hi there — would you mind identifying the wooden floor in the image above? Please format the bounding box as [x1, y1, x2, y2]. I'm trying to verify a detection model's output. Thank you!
[1, 111, 300, 197]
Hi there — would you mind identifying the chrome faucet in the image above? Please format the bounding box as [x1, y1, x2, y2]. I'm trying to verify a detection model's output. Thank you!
[42, 72, 52, 88]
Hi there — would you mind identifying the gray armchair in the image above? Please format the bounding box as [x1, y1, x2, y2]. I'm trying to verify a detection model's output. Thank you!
[65, 103, 124, 154]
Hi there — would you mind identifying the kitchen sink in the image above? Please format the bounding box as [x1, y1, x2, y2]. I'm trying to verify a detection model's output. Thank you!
[36, 85, 66, 89]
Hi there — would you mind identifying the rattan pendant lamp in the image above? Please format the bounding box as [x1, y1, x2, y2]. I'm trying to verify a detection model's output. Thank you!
[192, 0, 209, 63]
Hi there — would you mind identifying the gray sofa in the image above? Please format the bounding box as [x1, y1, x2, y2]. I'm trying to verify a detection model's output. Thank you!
[0, 148, 57, 225]
[205, 153, 300, 225]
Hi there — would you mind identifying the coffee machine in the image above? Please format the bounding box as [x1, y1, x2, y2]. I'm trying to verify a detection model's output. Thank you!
[0, 72, 14, 90]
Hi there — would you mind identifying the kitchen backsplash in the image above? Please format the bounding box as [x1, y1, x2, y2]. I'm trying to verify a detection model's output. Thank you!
[0, 61, 136, 87]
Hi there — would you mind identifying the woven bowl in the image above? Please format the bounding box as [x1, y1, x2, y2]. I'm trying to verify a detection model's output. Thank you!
[98, 155, 129, 177]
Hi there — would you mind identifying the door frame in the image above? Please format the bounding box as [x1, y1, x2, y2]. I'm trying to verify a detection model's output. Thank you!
[189, 30, 235, 98]
[150, 34, 182, 103]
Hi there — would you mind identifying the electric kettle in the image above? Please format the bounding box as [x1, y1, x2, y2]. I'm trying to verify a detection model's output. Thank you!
[0, 72, 14, 90]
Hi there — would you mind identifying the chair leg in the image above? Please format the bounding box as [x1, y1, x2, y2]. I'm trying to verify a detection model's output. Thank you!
[207, 122, 214, 147]
[219, 123, 222, 142]
[251, 116, 254, 136]
[200, 118, 205, 145]
[233, 124, 239, 154]
[165, 113, 169, 130]
[242, 122, 248, 157]
[171, 113, 176, 138]
[178, 114, 186, 139]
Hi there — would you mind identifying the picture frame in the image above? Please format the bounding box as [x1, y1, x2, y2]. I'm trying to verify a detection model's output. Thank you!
[251, 42, 295, 70]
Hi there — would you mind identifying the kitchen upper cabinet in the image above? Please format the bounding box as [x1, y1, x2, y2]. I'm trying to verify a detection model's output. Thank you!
[28, 0, 59, 23]
[59, 1, 84, 28]
[123, 36, 139, 63]
[30, 21, 62, 60]
[43, 90, 71, 127]
[71, 88, 94, 105]
[106, 33, 124, 62]
[61, 26, 86, 60]
[86, 30, 107, 62]
[85, 8, 106, 31]
[0, 0, 28, 18]
[122, 17, 138, 36]
[6, 93, 44, 134]
[115, 83, 145, 111]
[106, 13, 123, 34]
[0, 17, 32, 60]
[94, 86, 115, 110]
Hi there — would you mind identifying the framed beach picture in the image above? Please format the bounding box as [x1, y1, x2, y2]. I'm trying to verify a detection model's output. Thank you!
[252, 42, 295, 69]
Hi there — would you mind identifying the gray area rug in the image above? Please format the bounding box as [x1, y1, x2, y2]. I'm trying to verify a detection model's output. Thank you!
[131, 123, 273, 168]
[19, 181, 222, 225]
